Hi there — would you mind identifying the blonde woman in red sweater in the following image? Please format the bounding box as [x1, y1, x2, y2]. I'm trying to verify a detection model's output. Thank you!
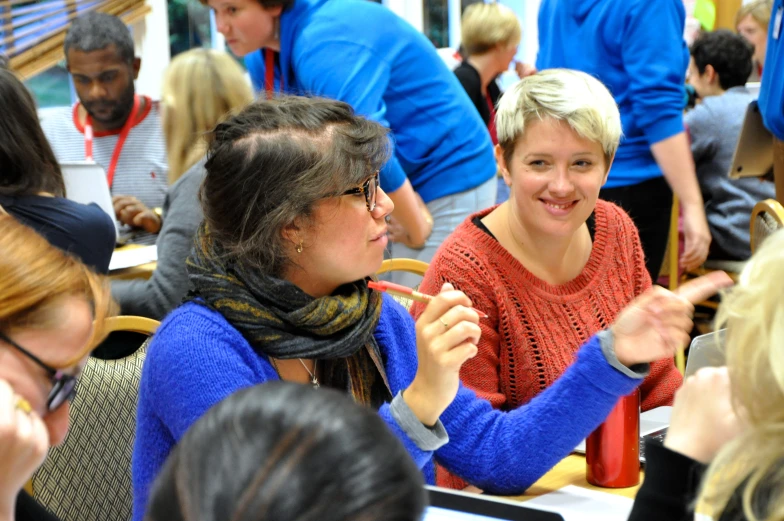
[412, 69, 683, 489]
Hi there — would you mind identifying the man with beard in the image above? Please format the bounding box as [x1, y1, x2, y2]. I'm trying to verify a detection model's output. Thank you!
[42, 13, 168, 244]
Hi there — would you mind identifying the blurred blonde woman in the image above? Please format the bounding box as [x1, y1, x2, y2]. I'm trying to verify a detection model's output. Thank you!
[111, 49, 253, 321]
[0, 214, 115, 521]
[629, 228, 784, 521]
[736, 0, 774, 80]
[454, 2, 534, 202]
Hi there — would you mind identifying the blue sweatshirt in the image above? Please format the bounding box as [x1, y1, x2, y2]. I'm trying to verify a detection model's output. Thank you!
[759, 0, 784, 140]
[536, 0, 689, 189]
[131, 294, 643, 519]
[244, 0, 495, 202]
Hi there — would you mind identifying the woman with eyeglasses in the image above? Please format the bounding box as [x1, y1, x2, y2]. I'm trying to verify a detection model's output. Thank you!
[0, 214, 115, 521]
[131, 96, 729, 520]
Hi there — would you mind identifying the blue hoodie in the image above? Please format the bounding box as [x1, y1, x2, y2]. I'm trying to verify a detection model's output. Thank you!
[536, 0, 689, 189]
[245, 0, 496, 202]
[758, 0, 784, 140]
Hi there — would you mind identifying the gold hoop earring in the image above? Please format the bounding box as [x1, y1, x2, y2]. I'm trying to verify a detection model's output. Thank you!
[296, 241, 303, 253]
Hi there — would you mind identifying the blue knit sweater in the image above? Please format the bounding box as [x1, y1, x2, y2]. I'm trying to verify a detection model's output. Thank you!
[131, 295, 642, 520]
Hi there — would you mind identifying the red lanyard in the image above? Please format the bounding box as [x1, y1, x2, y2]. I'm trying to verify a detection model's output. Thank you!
[264, 48, 284, 99]
[84, 94, 142, 188]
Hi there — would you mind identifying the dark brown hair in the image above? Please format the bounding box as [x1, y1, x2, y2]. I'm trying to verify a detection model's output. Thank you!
[200, 95, 390, 276]
[145, 381, 426, 521]
[0, 69, 66, 197]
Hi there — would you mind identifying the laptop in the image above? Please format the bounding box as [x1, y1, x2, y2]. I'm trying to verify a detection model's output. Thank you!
[573, 330, 726, 463]
[425, 486, 564, 521]
[60, 161, 120, 239]
[728, 100, 774, 179]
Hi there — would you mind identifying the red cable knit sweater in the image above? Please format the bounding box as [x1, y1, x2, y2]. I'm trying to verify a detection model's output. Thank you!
[411, 200, 682, 489]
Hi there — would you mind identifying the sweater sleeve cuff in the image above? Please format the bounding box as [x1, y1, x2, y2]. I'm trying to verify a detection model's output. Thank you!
[644, 114, 686, 145]
[597, 329, 650, 379]
[641, 439, 707, 497]
[390, 391, 449, 451]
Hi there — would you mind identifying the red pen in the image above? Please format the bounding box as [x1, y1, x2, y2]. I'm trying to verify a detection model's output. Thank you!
[368, 280, 489, 319]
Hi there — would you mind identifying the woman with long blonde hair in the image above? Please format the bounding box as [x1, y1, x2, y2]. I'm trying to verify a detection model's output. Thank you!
[629, 228, 784, 521]
[0, 214, 115, 521]
[112, 49, 253, 320]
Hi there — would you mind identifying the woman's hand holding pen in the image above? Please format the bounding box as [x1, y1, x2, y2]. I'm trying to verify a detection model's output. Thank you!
[404, 283, 481, 427]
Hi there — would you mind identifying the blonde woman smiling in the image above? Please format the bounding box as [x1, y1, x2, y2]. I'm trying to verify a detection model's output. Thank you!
[413, 70, 682, 488]
[111, 49, 253, 320]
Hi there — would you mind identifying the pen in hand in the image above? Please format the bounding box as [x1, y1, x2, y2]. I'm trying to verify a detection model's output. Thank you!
[368, 280, 489, 319]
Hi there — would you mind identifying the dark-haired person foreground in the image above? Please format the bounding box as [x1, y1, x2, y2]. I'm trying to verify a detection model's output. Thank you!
[41, 12, 168, 245]
[685, 29, 774, 261]
[0, 69, 115, 273]
[131, 96, 730, 520]
[145, 382, 426, 521]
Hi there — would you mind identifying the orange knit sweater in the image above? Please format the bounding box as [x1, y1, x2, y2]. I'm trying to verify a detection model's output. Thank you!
[411, 200, 682, 489]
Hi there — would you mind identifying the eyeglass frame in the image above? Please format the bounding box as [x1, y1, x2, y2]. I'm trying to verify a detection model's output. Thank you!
[0, 330, 78, 412]
[339, 171, 380, 212]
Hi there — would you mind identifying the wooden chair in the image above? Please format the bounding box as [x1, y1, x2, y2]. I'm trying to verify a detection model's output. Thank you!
[376, 258, 430, 310]
[750, 198, 784, 254]
[30, 316, 160, 521]
[376, 258, 429, 276]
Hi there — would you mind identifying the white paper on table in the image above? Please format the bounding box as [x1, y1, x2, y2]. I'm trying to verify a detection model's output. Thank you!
[109, 246, 158, 271]
[523, 485, 634, 521]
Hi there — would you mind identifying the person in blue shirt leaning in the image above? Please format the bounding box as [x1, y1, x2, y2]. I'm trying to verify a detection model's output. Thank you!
[203, 0, 498, 286]
[758, 0, 784, 199]
[537, 0, 712, 280]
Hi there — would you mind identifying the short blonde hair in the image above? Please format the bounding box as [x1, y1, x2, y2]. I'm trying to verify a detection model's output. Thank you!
[735, 0, 773, 30]
[697, 228, 784, 521]
[495, 69, 622, 166]
[461, 2, 521, 56]
[162, 49, 254, 184]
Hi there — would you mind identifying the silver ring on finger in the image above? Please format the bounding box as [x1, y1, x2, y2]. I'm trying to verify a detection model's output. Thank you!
[439, 317, 449, 329]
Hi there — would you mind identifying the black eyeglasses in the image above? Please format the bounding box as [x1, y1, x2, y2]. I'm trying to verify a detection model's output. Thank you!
[0, 330, 78, 412]
[341, 171, 380, 212]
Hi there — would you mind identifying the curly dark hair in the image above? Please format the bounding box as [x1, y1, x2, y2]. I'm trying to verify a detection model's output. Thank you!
[690, 29, 753, 91]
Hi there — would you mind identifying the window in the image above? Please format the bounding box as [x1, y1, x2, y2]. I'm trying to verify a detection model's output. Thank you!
[168, 0, 213, 57]
[423, 0, 449, 47]
[25, 62, 72, 108]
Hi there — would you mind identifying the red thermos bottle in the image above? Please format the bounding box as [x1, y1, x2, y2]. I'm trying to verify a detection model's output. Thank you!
[585, 388, 641, 488]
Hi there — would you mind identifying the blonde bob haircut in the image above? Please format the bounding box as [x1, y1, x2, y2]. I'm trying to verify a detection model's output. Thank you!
[697, 228, 784, 521]
[495, 69, 622, 167]
[0, 214, 116, 366]
[461, 2, 521, 56]
[162, 49, 254, 184]
[735, 0, 773, 30]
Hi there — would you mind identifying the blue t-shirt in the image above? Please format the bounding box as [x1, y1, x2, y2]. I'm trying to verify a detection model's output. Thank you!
[0, 194, 116, 273]
[758, 0, 784, 140]
[537, 0, 689, 189]
[244, 0, 496, 203]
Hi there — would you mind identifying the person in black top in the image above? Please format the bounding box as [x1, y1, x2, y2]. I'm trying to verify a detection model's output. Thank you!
[453, 2, 535, 203]
[629, 229, 784, 521]
[0, 68, 115, 274]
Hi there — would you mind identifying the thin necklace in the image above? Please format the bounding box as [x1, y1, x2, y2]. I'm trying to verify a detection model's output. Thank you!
[299, 359, 320, 389]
